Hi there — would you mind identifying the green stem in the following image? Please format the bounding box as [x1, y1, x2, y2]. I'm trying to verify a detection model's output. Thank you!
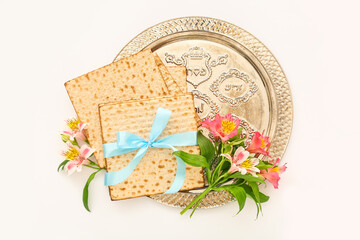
[190, 195, 203, 218]
[82, 168, 103, 212]
[214, 172, 231, 186]
[214, 141, 220, 160]
[83, 165, 103, 170]
[180, 186, 212, 216]
[211, 143, 226, 183]
[88, 160, 101, 167]
[217, 157, 226, 175]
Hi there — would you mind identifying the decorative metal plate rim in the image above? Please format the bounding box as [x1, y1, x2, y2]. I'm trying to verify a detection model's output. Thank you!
[115, 16, 293, 209]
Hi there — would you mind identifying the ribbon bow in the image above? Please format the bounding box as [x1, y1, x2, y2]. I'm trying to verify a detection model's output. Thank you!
[103, 107, 198, 194]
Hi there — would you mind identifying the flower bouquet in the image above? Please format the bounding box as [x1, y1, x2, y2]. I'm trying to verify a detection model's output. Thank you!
[173, 114, 287, 217]
[57, 119, 104, 211]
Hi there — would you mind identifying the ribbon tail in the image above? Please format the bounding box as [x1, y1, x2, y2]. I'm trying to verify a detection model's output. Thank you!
[152, 132, 197, 194]
[163, 155, 186, 194]
[150, 142, 186, 193]
[104, 146, 148, 186]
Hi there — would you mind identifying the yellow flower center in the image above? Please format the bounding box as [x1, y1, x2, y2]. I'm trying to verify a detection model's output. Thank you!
[240, 159, 253, 170]
[67, 119, 80, 131]
[64, 147, 79, 160]
[221, 120, 235, 134]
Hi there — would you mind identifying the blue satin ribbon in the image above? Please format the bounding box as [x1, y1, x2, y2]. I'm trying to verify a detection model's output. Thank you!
[102, 107, 198, 194]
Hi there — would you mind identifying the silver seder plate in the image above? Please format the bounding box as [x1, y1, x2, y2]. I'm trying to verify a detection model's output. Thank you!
[114, 17, 293, 208]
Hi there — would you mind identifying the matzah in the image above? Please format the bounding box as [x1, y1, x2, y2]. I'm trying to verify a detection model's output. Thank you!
[99, 93, 205, 200]
[65, 49, 169, 168]
[153, 54, 181, 94]
[167, 66, 187, 93]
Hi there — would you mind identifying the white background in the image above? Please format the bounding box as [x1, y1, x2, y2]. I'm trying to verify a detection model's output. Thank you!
[1, 0, 359, 239]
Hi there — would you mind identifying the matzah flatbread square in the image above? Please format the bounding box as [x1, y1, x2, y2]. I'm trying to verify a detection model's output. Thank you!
[153, 54, 181, 94]
[99, 93, 205, 200]
[167, 66, 187, 93]
[65, 49, 169, 168]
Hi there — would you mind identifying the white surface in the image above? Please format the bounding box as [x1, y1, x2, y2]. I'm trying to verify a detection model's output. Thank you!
[1, 0, 359, 239]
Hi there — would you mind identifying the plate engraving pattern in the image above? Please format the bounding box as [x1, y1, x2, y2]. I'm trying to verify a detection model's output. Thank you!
[237, 117, 256, 147]
[164, 46, 228, 88]
[192, 90, 220, 120]
[210, 69, 258, 106]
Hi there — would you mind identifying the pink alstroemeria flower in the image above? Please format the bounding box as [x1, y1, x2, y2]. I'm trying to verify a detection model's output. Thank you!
[201, 114, 241, 142]
[63, 142, 94, 175]
[63, 118, 86, 141]
[222, 147, 260, 176]
[259, 158, 287, 189]
[246, 130, 271, 157]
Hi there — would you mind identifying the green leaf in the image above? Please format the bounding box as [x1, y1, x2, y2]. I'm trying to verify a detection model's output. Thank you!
[229, 172, 265, 184]
[256, 160, 273, 170]
[222, 185, 247, 214]
[259, 192, 270, 203]
[248, 182, 262, 218]
[242, 184, 267, 218]
[223, 144, 232, 154]
[242, 185, 270, 203]
[249, 182, 260, 203]
[197, 131, 215, 163]
[197, 131, 215, 184]
[173, 151, 209, 168]
[83, 169, 102, 212]
[57, 160, 69, 172]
